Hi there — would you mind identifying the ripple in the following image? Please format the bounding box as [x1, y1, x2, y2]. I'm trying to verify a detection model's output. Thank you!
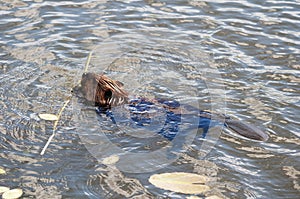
[0, 0, 299, 198]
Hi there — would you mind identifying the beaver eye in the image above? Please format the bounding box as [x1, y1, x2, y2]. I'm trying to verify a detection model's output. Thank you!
[104, 90, 112, 100]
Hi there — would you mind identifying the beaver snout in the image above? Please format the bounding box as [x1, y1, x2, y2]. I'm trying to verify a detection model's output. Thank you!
[82, 72, 95, 79]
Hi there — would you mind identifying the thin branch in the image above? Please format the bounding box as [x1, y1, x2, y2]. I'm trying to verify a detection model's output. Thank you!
[84, 51, 93, 73]
[40, 97, 71, 155]
[40, 51, 92, 155]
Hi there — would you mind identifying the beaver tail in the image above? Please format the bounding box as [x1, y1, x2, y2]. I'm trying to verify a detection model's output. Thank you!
[224, 119, 269, 141]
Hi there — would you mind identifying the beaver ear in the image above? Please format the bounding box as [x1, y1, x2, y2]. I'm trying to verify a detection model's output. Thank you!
[95, 75, 104, 84]
[115, 80, 124, 87]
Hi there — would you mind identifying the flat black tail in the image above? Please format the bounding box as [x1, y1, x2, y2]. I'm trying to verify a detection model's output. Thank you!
[224, 119, 269, 141]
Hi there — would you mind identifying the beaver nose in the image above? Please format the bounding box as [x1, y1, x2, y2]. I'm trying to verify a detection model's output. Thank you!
[82, 72, 91, 79]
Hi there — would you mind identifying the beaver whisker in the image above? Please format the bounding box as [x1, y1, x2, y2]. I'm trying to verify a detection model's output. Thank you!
[119, 97, 124, 105]
[108, 96, 113, 105]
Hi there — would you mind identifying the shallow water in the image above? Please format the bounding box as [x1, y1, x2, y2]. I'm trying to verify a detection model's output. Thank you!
[0, 0, 299, 198]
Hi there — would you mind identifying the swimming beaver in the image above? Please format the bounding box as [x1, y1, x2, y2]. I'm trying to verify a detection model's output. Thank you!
[80, 72, 128, 108]
[79, 72, 269, 141]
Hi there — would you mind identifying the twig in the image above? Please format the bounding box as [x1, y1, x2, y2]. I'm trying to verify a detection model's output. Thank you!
[40, 51, 93, 155]
[84, 51, 93, 73]
[77, 51, 93, 85]
[40, 97, 71, 155]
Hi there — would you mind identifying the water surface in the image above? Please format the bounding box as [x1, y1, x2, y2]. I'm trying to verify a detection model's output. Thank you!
[0, 0, 299, 198]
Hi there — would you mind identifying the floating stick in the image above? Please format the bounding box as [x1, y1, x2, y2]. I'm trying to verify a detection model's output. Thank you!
[84, 51, 93, 73]
[40, 97, 71, 155]
[40, 51, 92, 155]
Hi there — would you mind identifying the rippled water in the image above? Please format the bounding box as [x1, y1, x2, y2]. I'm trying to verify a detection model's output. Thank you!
[0, 0, 299, 198]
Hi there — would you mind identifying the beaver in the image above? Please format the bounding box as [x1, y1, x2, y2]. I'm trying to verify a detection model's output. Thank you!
[80, 72, 129, 108]
[79, 72, 269, 141]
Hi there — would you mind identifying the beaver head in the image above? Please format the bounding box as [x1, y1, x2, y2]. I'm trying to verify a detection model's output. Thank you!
[80, 72, 128, 108]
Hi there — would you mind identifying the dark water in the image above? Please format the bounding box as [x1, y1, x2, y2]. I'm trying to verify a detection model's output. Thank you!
[0, 0, 299, 198]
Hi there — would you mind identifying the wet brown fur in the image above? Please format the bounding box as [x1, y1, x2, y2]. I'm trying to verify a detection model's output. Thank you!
[80, 72, 128, 108]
